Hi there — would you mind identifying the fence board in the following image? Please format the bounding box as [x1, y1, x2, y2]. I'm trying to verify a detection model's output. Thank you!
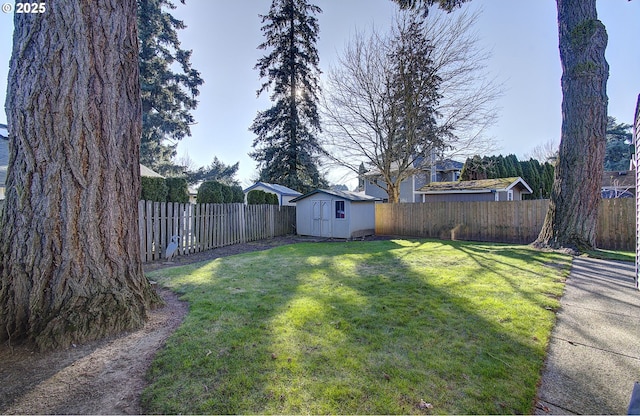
[375, 199, 634, 251]
[138, 202, 295, 262]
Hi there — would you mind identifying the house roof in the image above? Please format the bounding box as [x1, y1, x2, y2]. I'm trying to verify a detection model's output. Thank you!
[140, 164, 164, 178]
[365, 157, 463, 177]
[291, 189, 381, 203]
[602, 171, 634, 189]
[413, 156, 463, 172]
[418, 177, 533, 194]
[243, 181, 302, 196]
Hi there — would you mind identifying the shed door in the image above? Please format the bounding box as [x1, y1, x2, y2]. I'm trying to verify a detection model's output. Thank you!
[312, 200, 331, 237]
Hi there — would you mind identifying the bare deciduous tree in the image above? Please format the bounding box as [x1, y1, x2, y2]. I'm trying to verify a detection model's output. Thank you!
[524, 139, 560, 165]
[321, 9, 500, 201]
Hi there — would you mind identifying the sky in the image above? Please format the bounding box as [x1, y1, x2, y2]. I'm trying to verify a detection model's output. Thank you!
[0, 1, 638, 189]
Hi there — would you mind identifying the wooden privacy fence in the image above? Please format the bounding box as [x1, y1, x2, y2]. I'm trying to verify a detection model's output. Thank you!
[375, 198, 635, 251]
[138, 201, 296, 262]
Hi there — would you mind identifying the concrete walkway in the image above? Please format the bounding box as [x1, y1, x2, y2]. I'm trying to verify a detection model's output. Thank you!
[535, 257, 640, 415]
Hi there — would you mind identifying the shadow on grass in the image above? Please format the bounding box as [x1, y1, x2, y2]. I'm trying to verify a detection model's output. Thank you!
[143, 239, 568, 414]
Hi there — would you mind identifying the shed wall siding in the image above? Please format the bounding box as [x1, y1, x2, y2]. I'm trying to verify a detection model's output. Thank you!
[294, 193, 376, 238]
[348, 202, 376, 237]
[422, 193, 495, 203]
[281, 195, 298, 206]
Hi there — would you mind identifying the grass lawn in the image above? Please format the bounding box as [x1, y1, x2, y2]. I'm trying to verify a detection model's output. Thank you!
[583, 248, 634, 263]
[142, 239, 570, 414]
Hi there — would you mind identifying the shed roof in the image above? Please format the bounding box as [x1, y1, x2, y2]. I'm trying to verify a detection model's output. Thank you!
[419, 177, 533, 194]
[244, 181, 302, 197]
[291, 189, 381, 202]
[140, 164, 164, 178]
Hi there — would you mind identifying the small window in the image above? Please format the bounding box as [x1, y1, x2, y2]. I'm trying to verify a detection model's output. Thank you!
[507, 190, 514, 201]
[335, 201, 345, 219]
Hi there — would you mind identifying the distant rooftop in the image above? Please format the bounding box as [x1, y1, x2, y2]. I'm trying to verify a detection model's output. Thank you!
[244, 182, 302, 196]
[291, 189, 381, 202]
[419, 177, 533, 194]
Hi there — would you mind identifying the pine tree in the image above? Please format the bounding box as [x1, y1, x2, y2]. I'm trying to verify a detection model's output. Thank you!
[138, 0, 204, 176]
[250, 0, 326, 193]
[604, 116, 633, 171]
[185, 157, 240, 186]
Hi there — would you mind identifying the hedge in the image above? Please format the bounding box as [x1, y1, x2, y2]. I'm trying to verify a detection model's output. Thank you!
[247, 189, 278, 205]
[197, 181, 245, 204]
[166, 177, 190, 203]
[141, 177, 168, 202]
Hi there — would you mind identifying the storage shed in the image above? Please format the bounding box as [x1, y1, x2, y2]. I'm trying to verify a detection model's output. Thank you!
[418, 177, 533, 202]
[290, 189, 380, 239]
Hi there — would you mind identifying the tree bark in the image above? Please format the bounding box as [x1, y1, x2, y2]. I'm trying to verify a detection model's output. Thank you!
[1, 0, 160, 350]
[533, 0, 608, 253]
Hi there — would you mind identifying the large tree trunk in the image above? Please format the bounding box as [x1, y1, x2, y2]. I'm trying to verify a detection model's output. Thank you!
[533, 0, 608, 253]
[0, 1, 160, 350]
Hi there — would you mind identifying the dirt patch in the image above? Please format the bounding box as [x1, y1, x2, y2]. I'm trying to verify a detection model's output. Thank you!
[0, 288, 187, 415]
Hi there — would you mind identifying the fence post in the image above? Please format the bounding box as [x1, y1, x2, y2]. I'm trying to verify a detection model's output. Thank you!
[138, 200, 146, 263]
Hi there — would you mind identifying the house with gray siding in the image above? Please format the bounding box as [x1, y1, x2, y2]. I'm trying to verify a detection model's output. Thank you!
[363, 158, 463, 202]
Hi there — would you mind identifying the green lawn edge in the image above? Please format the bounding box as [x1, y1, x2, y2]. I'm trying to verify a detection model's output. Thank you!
[142, 239, 572, 414]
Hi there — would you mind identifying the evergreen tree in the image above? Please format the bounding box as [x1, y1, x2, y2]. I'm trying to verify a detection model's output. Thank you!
[460, 155, 487, 180]
[185, 157, 240, 186]
[542, 162, 555, 198]
[604, 116, 633, 171]
[358, 162, 367, 191]
[460, 154, 555, 199]
[250, 0, 326, 193]
[506, 154, 522, 177]
[138, 0, 204, 176]
[495, 155, 507, 178]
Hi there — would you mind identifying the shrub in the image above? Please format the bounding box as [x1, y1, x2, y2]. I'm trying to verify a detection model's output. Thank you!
[231, 185, 245, 203]
[141, 177, 168, 202]
[267, 192, 279, 205]
[165, 177, 190, 203]
[247, 189, 279, 205]
[247, 189, 266, 204]
[197, 181, 224, 203]
[221, 184, 233, 203]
